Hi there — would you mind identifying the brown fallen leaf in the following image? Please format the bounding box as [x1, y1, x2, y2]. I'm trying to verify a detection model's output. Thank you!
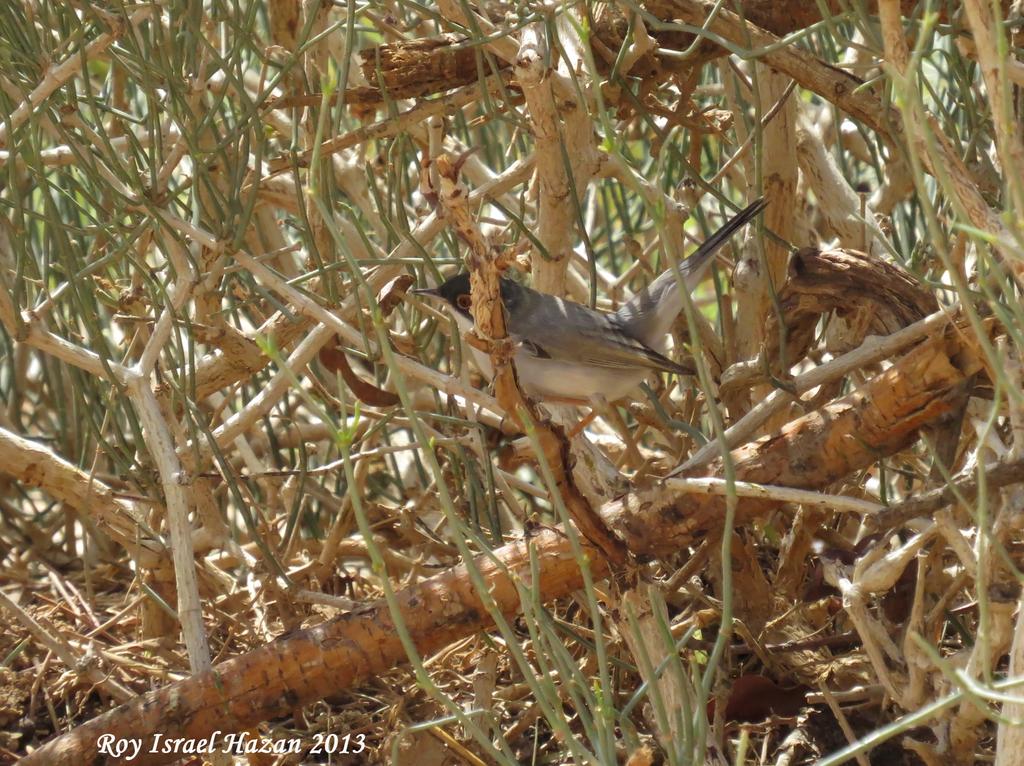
[319, 342, 399, 407]
[378, 274, 415, 318]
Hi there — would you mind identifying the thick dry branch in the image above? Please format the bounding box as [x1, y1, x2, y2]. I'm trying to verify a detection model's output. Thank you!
[21, 527, 602, 766]
[190, 314, 313, 401]
[696, 308, 953, 471]
[643, 0, 978, 39]
[357, 34, 511, 103]
[765, 247, 939, 369]
[645, 0, 897, 143]
[513, 19, 601, 295]
[25, 320, 987, 766]
[345, 2, 998, 123]
[605, 333, 982, 558]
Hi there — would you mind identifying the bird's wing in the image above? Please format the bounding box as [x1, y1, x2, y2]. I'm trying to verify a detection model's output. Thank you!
[508, 293, 693, 375]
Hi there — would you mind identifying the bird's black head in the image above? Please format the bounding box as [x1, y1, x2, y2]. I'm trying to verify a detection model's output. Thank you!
[435, 272, 473, 316]
[413, 272, 520, 319]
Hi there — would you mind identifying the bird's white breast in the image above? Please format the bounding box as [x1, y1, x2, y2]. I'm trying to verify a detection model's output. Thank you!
[468, 345, 647, 402]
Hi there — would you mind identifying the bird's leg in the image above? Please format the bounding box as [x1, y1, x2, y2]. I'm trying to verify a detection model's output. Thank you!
[566, 409, 599, 439]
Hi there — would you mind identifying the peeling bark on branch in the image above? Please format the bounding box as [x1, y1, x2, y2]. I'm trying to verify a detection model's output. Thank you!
[765, 247, 939, 371]
[356, 35, 510, 103]
[642, 0, 978, 38]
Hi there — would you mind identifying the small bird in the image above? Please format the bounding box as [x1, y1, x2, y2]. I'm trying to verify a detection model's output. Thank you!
[414, 198, 766, 403]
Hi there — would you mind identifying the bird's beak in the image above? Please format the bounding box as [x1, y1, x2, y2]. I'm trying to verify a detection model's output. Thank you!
[410, 286, 440, 299]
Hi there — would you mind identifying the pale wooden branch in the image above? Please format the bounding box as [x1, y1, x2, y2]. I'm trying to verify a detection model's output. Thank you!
[996, 587, 1024, 764]
[665, 0, 895, 143]
[612, 586, 692, 760]
[682, 295, 951, 473]
[796, 109, 888, 257]
[0, 127, 181, 170]
[1, 236, 211, 676]
[0, 7, 155, 145]
[951, 596, 1016, 762]
[877, 0, 1017, 266]
[957, 35, 1024, 88]
[513, 19, 601, 295]
[666, 477, 883, 514]
[962, 0, 1024, 217]
[435, 0, 599, 296]
[0, 426, 162, 565]
[123, 378, 211, 675]
[137, 232, 197, 377]
[209, 323, 336, 451]
[0, 288, 132, 384]
[733, 67, 796, 367]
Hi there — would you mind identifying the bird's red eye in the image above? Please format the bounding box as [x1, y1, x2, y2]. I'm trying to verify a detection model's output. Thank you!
[456, 294, 472, 310]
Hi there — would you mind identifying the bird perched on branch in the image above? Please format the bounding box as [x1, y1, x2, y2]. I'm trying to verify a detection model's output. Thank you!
[414, 198, 766, 403]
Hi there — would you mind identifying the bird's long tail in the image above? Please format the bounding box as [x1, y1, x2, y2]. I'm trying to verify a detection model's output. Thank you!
[615, 197, 768, 346]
